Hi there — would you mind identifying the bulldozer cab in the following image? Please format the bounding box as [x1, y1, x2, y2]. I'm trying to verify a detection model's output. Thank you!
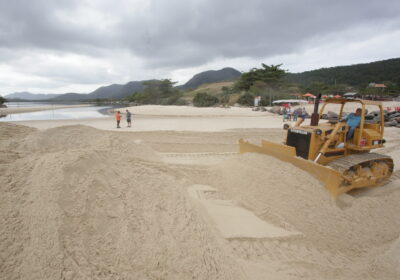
[286, 98, 386, 165]
[317, 98, 385, 154]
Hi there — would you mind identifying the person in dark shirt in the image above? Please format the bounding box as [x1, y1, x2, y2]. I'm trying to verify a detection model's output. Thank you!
[126, 109, 132, 128]
[344, 108, 362, 140]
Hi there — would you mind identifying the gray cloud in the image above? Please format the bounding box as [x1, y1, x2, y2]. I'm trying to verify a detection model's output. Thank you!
[0, 0, 115, 54]
[119, 0, 400, 67]
[0, 0, 399, 93]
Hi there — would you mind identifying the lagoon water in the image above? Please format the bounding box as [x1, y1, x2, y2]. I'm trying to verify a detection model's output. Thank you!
[0, 106, 110, 122]
[5, 102, 73, 108]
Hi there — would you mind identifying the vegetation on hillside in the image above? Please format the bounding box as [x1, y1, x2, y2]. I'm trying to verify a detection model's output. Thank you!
[125, 58, 400, 107]
[0, 96, 6, 105]
[180, 67, 241, 90]
[237, 92, 255, 106]
[288, 58, 400, 95]
[127, 79, 186, 105]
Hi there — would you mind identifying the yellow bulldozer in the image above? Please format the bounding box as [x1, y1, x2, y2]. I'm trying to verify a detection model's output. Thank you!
[239, 95, 394, 197]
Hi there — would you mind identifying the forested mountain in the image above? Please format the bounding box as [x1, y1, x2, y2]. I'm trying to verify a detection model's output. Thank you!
[3, 67, 240, 101]
[4, 92, 60, 100]
[51, 93, 85, 101]
[4, 81, 147, 101]
[180, 67, 241, 89]
[287, 58, 400, 87]
[87, 81, 145, 99]
[3, 59, 399, 102]
[52, 81, 147, 100]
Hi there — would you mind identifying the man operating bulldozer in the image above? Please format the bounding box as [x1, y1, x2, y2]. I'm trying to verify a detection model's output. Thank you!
[240, 96, 394, 197]
[343, 108, 362, 140]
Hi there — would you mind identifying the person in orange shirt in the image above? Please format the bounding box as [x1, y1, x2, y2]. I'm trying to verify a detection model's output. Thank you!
[116, 111, 121, 128]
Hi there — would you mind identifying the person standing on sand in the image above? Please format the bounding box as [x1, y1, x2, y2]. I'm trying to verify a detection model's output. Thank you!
[301, 107, 307, 120]
[282, 107, 287, 122]
[287, 107, 292, 121]
[116, 111, 121, 128]
[126, 109, 132, 127]
[292, 109, 298, 121]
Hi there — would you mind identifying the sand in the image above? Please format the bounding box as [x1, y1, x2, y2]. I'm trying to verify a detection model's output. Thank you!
[1, 105, 400, 280]
[14, 108, 286, 131]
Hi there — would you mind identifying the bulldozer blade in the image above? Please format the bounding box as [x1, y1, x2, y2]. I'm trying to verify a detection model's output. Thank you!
[239, 139, 344, 197]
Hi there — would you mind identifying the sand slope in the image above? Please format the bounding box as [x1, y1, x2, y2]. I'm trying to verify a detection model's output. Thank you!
[0, 124, 243, 280]
[1, 122, 400, 280]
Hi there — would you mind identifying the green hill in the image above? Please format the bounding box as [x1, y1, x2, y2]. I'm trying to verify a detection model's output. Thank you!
[179, 67, 241, 90]
[287, 58, 400, 87]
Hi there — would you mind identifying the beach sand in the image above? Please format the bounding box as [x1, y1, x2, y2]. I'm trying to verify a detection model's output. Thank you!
[1, 105, 400, 279]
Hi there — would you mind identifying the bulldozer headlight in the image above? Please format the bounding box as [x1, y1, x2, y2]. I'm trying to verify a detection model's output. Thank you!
[315, 129, 322, 135]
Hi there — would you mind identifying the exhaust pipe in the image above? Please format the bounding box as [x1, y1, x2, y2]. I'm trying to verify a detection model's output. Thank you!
[310, 93, 322, 126]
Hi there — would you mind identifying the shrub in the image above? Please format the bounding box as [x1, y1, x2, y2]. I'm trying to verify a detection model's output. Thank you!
[193, 92, 219, 107]
[173, 98, 188, 106]
[237, 92, 255, 106]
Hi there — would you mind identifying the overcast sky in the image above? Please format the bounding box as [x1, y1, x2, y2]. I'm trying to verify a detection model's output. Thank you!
[1, 0, 400, 94]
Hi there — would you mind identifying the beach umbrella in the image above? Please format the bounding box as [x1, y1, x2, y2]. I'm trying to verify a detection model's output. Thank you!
[334, 95, 341, 98]
[302, 93, 315, 97]
[322, 95, 328, 98]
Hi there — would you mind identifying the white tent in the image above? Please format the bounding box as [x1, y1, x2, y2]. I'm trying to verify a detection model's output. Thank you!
[272, 99, 308, 105]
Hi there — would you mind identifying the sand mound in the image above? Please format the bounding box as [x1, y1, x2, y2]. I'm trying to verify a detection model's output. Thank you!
[0, 124, 244, 280]
[2, 122, 400, 279]
[183, 152, 400, 278]
[207, 153, 400, 250]
[0, 122, 36, 141]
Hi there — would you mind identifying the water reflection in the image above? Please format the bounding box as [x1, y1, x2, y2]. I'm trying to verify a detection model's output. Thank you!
[0, 106, 110, 122]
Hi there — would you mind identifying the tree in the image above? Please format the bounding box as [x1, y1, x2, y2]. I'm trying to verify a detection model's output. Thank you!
[235, 64, 286, 91]
[128, 79, 184, 104]
[304, 81, 330, 95]
[235, 64, 287, 105]
[0, 96, 6, 105]
[219, 86, 234, 106]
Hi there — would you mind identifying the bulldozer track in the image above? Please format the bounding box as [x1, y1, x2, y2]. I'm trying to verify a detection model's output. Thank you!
[327, 152, 394, 173]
